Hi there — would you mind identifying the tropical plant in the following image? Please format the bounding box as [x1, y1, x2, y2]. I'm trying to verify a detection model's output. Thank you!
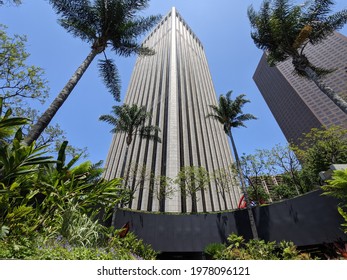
[28, 141, 126, 237]
[0, 98, 29, 143]
[322, 168, 347, 233]
[207, 91, 258, 239]
[248, 0, 347, 114]
[203, 242, 226, 259]
[99, 103, 161, 224]
[109, 231, 157, 260]
[214, 233, 312, 260]
[100, 104, 161, 177]
[0, 113, 154, 259]
[24, 0, 161, 145]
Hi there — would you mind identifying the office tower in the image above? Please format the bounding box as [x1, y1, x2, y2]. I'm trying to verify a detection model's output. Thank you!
[253, 32, 347, 146]
[103, 7, 242, 213]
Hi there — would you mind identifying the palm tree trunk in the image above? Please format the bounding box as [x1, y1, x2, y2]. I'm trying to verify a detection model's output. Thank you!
[303, 66, 347, 115]
[228, 130, 259, 240]
[24, 49, 99, 145]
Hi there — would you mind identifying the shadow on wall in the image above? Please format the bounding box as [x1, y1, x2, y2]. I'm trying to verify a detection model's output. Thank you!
[114, 189, 346, 252]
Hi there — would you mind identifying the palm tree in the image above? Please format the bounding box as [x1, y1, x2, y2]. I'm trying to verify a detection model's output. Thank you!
[207, 91, 258, 239]
[99, 103, 161, 225]
[24, 0, 161, 145]
[248, 0, 347, 114]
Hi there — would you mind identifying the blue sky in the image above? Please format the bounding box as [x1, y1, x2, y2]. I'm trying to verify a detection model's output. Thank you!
[0, 0, 346, 164]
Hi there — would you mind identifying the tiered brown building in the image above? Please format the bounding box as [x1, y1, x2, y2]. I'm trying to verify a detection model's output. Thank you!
[253, 32, 347, 146]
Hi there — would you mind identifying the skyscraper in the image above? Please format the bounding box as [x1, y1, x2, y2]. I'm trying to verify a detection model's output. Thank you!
[253, 32, 347, 146]
[103, 8, 241, 213]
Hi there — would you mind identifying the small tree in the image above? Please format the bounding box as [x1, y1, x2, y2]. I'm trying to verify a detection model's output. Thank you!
[212, 167, 237, 209]
[123, 163, 150, 208]
[241, 151, 273, 204]
[175, 166, 210, 213]
[293, 126, 347, 183]
[269, 144, 304, 194]
[152, 175, 175, 212]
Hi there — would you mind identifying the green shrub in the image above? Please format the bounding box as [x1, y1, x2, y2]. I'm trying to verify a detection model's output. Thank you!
[214, 233, 312, 260]
[109, 232, 157, 260]
[204, 242, 226, 259]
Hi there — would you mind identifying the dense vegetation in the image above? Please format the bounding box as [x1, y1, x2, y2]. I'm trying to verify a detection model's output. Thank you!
[0, 103, 157, 259]
[1, 0, 346, 260]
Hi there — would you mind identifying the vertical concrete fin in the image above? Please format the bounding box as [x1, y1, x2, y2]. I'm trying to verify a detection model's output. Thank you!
[166, 7, 180, 212]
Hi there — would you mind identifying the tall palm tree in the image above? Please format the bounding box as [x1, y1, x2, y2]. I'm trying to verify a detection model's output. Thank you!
[248, 0, 347, 114]
[24, 0, 161, 145]
[207, 91, 258, 239]
[99, 103, 161, 225]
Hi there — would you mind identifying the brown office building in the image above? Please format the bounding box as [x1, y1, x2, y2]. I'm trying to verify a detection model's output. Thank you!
[253, 32, 347, 146]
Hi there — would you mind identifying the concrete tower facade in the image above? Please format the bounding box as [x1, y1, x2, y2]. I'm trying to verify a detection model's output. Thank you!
[253, 32, 347, 146]
[103, 8, 242, 213]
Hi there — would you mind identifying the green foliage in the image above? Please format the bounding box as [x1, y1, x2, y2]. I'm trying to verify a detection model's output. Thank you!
[0, 132, 54, 186]
[25, 0, 161, 145]
[0, 25, 48, 109]
[213, 233, 312, 260]
[0, 234, 137, 260]
[293, 126, 347, 181]
[109, 232, 157, 260]
[248, 0, 347, 76]
[0, 98, 28, 142]
[204, 242, 226, 259]
[207, 91, 257, 134]
[240, 136, 345, 203]
[0, 125, 151, 259]
[322, 168, 347, 233]
[100, 104, 161, 146]
[0, 225, 9, 239]
[175, 166, 210, 213]
[270, 183, 299, 200]
[0, 25, 83, 154]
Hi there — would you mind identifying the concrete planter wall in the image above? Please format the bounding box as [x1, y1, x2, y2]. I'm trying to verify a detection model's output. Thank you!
[114, 189, 346, 252]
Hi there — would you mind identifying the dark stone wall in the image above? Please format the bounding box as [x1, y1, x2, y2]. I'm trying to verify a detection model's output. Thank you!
[115, 189, 346, 252]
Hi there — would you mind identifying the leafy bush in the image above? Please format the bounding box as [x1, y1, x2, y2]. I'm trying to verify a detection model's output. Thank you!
[322, 168, 347, 233]
[109, 232, 157, 260]
[212, 234, 312, 260]
[0, 115, 156, 260]
[204, 242, 226, 259]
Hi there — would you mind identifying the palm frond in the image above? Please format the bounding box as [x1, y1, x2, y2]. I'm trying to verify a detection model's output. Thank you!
[99, 103, 161, 146]
[98, 58, 121, 101]
[49, 0, 97, 42]
[139, 125, 161, 143]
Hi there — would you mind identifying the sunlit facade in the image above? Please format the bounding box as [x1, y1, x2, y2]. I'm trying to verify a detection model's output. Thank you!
[104, 8, 242, 213]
